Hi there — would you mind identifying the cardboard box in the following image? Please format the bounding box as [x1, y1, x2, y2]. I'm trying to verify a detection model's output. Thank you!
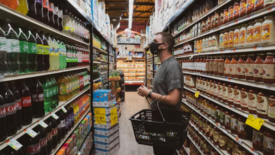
[93, 89, 113, 102]
[95, 131, 119, 143]
[95, 124, 119, 136]
[95, 144, 120, 155]
[95, 137, 119, 150]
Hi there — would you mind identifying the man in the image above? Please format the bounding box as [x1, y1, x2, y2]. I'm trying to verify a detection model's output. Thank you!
[137, 32, 183, 155]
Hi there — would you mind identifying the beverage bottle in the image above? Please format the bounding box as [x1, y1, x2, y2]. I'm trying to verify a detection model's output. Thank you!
[33, 125, 48, 155]
[18, 80, 32, 125]
[18, 131, 40, 155]
[16, 0, 29, 15]
[0, 19, 8, 77]
[50, 115, 60, 145]
[40, 77, 51, 112]
[44, 119, 52, 154]
[65, 44, 71, 68]
[0, 0, 18, 10]
[62, 10, 71, 35]
[17, 26, 29, 74]
[67, 106, 74, 129]
[62, 42, 67, 69]
[42, 0, 50, 25]
[5, 19, 20, 75]
[35, 31, 44, 71]
[10, 81, 22, 130]
[0, 93, 6, 142]
[56, 110, 65, 140]
[79, 71, 84, 91]
[52, 37, 59, 70]
[48, 1, 54, 28]
[53, 6, 59, 30]
[32, 78, 45, 118]
[46, 77, 54, 109]
[27, 0, 36, 19]
[73, 46, 78, 67]
[35, 0, 43, 22]
[51, 76, 58, 108]
[57, 40, 63, 69]
[47, 35, 53, 70]
[2, 83, 17, 136]
[42, 33, 49, 70]
[57, 74, 67, 101]
[58, 9, 63, 31]
[27, 29, 37, 72]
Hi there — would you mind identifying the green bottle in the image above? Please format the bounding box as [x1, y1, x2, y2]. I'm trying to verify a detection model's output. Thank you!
[41, 76, 52, 112]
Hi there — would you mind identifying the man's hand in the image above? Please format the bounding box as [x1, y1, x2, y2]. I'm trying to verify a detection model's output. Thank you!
[137, 85, 150, 97]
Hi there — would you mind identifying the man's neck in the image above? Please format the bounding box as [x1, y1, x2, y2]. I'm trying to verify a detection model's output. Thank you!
[157, 50, 173, 63]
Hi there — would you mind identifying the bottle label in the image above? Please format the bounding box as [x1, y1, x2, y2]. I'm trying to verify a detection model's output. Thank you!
[25, 143, 40, 155]
[37, 44, 44, 54]
[254, 64, 263, 78]
[268, 98, 275, 118]
[262, 24, 271, 41]
[6, 39, 19, 53]
[245, 63, 254, 76]
[231, 117, 237, 131]
[35, 0, 42, 3]
[49, 3, 54, 12]
[247, 0, 255, 10]
[58, 120, 66, 128]
[15, 99, 21, 110]
[248, 93, 257, 110]
[230, 63, 237, 75]
[253, 26, 262, 42]
[43, 0, 49, 9]
[19, 41, 29, 53]
[0, 37, 7, 51]
[237, 63, 245, 75]
[0, 105, 6, 118]
[224, 34, 228, 47]
[39, 137, 47, 148]
[255, 0, 264, 7]
[44, 88, 50, 98]
[234, 4, 240, 17]
[234, 89, 241, 104]
[234, 31, 239, 45]
[222, 86, 228, 99]
[263, 136, 275, 152]
[59, 83, 67, 95]
[237, 121, 245, 133]
[47, 132, 52, 141]
[228, 33, 234, 46]
[253, 130, 263, 145]
[54, 7, 59, 15]
[6, 102, 16, 115]
[241, 91, 248, 107]
[239, 30, 246, 44]
[257, 95, 268, 115]
[224, 64, 230, 74]
[228, 7, 233, 20]
[263, 64, 275, 79]
[247, 28, 254, 43]
[224, 10, 228, 21]
[28, 42, 37, 54]
[240, 1, 246, 14]
[228, 88, 234, 102]
[43, 45, 50, 55]
[52, 128, 58, 136]
[32, 93, 44, 102]
[21, 96, 32, 107]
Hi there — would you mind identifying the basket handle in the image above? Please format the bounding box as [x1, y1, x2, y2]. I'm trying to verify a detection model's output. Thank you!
[157, 99, 166, 122]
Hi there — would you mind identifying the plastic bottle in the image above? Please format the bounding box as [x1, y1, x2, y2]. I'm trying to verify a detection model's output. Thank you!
[18, 80, 32, 125]
[62, 10, 71, 35]
[52, 37, 59, 70]
[56, 110, 65, 140]
[16, 0, 29, 15]
[27, 29, 37, 72]
[35, 31, 44, 71]
[57, 74, 67, 101]
[42, 33, 50, 70]
[17, 26, 29, 74]
[47, 35, 54, 70]
[58, 9, 63, 31]
[0, 93, 6, 142]
[44, 119, 53, 153]
[46, 77, 54, 110]
[27, 0, 36, 19]
[57, 40, 63, 69]
[0, 0, 18, 10]
[48, 1, 54, 27]
[53, 6, 59, 29]
[51, 76, 58, 109]
[41, 76, 51, 112]
[61, 41, 67, 69]
[0, 19, 8, 78]
[42, 0, 50, 25]
[10, 81, 22, 130]
[32, 78, 45, 118]
[66, 44, 71, 68]
[35, 0, 43, 22]
[32, 125, 48, 155]
[18, 131, 40, 155]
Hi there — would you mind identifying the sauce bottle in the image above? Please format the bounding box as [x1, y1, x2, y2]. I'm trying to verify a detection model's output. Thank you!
[253, 19, 263, 45]
[225, 111, 231, 130]
[219, 31, 224, 49]
[220, 9, 224, 26]
[262, 15, 275, 45]
[248, 89, 258, 114]
[227, 84, 234, 106]
[230, 55, 238, 78]
[246, 22, 255, 46]
[228, 28, 234, 48]
[209, 57, 214, 74]
[264, 0, 275, 7]
[217, 82, 223, 101]
[224, 8, 229, 24]
[237, 54, 246, 79]
[255, 0, 264, 11]
[222, 83, 228, 103]
[254, 53, 265, 82]
[268, 95, 275, 123]
[218, 132, 227, 150]
[214, 56, 219, 75]
[215, 11, 220, 27]
[263, 128, 275, 155]
[228, 4, 234, 22]
[219, 107, 225, 126]
[245, 54, 255, 80]
[233, 1, 240, 20]
[218, 55, 225, 76]
[246, 0, 255, 14]
[240, 0, 247, 17]
[252, 128, 264, 151]
[213, 81, 218, 99]
[206, 57, 210, 74]
[237, 116, 252, 140]
[224, 31, 229, 49]
[213, 128, 220, 146]
[263, 52, 275, 83]
[257, 91, 269, 119]
[230, 113, 238, 134]
[240, 87, 249, 111]
[239, 24, 247, 47]
[224, 55, 231, 77]
[233, 85, 241, 108]
[234, 26, 240, 47]
[215, 106, 220, 123]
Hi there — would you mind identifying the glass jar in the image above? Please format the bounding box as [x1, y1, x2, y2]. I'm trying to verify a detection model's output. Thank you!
[234, 26, 240, 47]
[228, 29, 234, 48]
[254, 53, 265, 82]
[255, 0, 264, 11]
[205, 120, 210, 136]
[222, 83, 228, 103]
[230, 55, 238, 78]
[253, 128, 264, 151]
[219, 107, 225, 126]
[248, 89, 258, 114]
[214, 81, 219, 99]
[237, 54, 246, 79]
[224, 8, 229, 24]
[217, 82, 223, 101]
[245, 54, 255, 80]
[218, 55, 225, 76]
[246, 0, 255, 14]
[239, 24, 247, 47]
[215, 11, 220, 27]
[253, 19, 264, 45]
[224, 55, 231, 77]
[228, 4, 234, 22]
[215, 106, 220, 123]
[209, 80, 214, 97]
[233, 85, 241, 108]
[264, 0, 275, 7]
[206, 57, 210, 74]
[247, 22, 255, 46]
[233, 1, 240, 19]
[219, 31, 224, 49]
[206, 79, 210, 96]
[209, 57, 214, 74]
[212, 34, 219, 50]
[240, 87, 249, 111]
[237, 116, 252, 140]
[257, 91, 269, 119]
[230, 114, 238, 134]
[209, 124, 214, 139]
[218, 132, 227, 150]
[268, 95, 275, 123]
[203, 57, 207, 74]
[262, 15, 275, 44]
[263, 128, 275, 155]
[211, 14, 216, 29]
[225, 111, 231, 130]
[227, 84, 234, 106]
[220, 9, 224, 25]
[214, 56, 219, 75]
[240, 0, 247, 17]
[224, 31, 229, 49]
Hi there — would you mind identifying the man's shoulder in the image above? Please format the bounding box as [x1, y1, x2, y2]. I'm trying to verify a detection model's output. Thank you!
[166, 57, 181, 68]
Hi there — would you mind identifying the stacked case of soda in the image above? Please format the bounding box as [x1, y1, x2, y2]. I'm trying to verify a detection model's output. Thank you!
[78, 132, 94, 155]
[93, 89, 120, 155]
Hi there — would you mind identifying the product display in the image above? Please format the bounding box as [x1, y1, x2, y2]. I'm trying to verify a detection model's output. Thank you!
[117, 59, 145, 82]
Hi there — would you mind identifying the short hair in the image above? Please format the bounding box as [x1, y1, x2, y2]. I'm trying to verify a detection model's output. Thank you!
[155, 32, 175, 53]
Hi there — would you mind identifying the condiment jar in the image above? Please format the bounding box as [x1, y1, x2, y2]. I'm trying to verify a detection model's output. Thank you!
[227, 84, 234, 106]
[224, 55, 231, 77]
[233, 26, 240, 47]
[217, 82, 223, 101]
[230, 55, 238, 78]
[224, 111, 231, 130]
[218, 132, 227, 150]
[255, 0, 264, 11]
[237, 54, 246, 79]
[227, 138, 235, 154]
[213, 81, 218, 98]
[233, 1, 240, 19]
[213, 57, 219, 75]
[228, 4, 234, 22]
[245, 54, 255, 80]
[224, 31, 229, 48]
[220, 9, 224, 25]
[215, 106, 220, 123]
[206, 57, 210, 74]
[246, 0, 255, 14]
[257, 91, 269, 119]
[209, 80, 214, 95]
[219, 31, 224, 49]
[239, 0, 247, 17]
[230, 113, 238, 134]
[239, 24, 247, 47]
[253, 19, 264, 45]
[237, 116, 252, 140]
[233, 85, 241, 108]
[219, 107, 225, 126]
[263, 128, 275, 155]
[222, 83, 228, 103]
[246, 21, 255, 46]
[212, 34, 219, 50]
[215, 11, 220, 27]
[218, 55, 225, 76]
[254, 53, 265, 82]
[224, 8, 229, 24]
[264, 0, 275, 7]
[252, 128, 264, 151]
[213, 129, 220, 146]
[240, 87, 249, 111]
[248, 89, 258, 114]
[268, 95, 275, 123]
[228, 28, 234, 48]
[209, 124, 214, 140]
[211, 14, 216, 28]
[262, 15, 275, 44]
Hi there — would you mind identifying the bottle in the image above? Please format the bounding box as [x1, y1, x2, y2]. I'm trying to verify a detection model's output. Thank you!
[58, 9, 63, 31]
[62, 10, 71, 35]
[10, 81, 22, 130]
[263, 52, 275, 83]
[27, 0, 36, 19]
[47, 77, 54, 109]
[35, 0, 43, 22]
[27, 29, 37, 73]
[18, 132, 40, 155]
[42, 0, 50, 25]
[0, 19, 8, 78]
[0, 93, 6, 142]
[57, 40, 63, 69]
[6, 20, 20, 75]
[50, 115, 60, 146]
[44, 119, 53, 153]
[48, 1, 54, 27]
[42, 33, 50, 70]
[17, 26, 29, 74]
[0, 0, 18, 10]
[47, 35, 54, 70]
[245, 54, 255, 80]
[18, 80, 32, 125]
[237, 55, 246, 79]
[3, 83, 17, 136]
[56, 110, 65, 140]
[16, 0, 29, 15]
[33, 125, 48, 155]
[36, 31, 44, 71]
[41, 76, 52, 112]
[53, 6, 59, 29]
[254, 53, 265, 82]
[52, 37, 60, 70]
[32, 78, 45, 118]
[51, 76, 58, 109]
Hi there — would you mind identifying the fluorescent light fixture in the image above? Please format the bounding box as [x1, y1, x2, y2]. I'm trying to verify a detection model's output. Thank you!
[128, 0, 134, 29]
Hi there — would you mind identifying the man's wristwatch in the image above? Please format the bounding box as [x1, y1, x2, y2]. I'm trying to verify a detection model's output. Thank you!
[147, 91, 152, 98]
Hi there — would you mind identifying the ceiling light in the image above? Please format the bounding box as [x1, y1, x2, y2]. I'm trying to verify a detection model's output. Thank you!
[128, 0, 134, 29]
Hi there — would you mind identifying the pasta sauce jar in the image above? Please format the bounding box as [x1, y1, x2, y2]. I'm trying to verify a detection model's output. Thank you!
[230, 55, 238, 78]
[224, 55, 231, 77]
[233, 1, 240, 19]
[225, 111, 231, 130]
[257, 91, 269, 119]
[237, 54, 246, 79]
[263, 128, 275, 155]
[237, 116, 252, 140]
[262, 15, 275, 45]
[263, 52, 275, 83]
[253, 19, 263, 45]
[239, 24, 247, 46]
[224, 8, 229, 24]
[246, 0, 255, 14]
[255, 0, 264, 11]
[240, 87, 249, 111]
[245, 54, 255, 80]
[252, 128, 264, 151]
[218, 55, 225, 76]
[222, 83, 228, 103]
[233, 85, 241, 108]
[248, 89, 258, 114]
[254, 53, 265, 82]
[227, 85, 234, 106]
[228, 4, 234, 22]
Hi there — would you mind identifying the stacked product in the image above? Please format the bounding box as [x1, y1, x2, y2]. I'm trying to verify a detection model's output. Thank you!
[93, 89, 120, 155]
[119, 70, 125, 102]
[78, 132, 94, 155]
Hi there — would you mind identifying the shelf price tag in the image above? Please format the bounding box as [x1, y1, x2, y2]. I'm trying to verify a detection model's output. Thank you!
[110, 107, 118, 126]
[51, 113, 59, 120]
[8, 139, 23, 151]
[61, 106, 67, 113]
[245, 114, 264, 131]
[26, 129, 38, 138]
[235, 137, 242, 144]
[39, 120, 48, 128]
[194, 91, 200, 98]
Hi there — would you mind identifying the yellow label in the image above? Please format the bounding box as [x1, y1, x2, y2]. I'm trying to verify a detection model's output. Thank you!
[110, 107, 118, 126]
[195, 91, 200, 98]
[64, 26, 70, 30]
[95, 115, 106, 124]
[245, 114, 264, 131]
[94, 108, 106, 115]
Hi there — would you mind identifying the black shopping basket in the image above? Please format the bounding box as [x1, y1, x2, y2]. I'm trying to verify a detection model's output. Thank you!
[129, 101, 190, 149]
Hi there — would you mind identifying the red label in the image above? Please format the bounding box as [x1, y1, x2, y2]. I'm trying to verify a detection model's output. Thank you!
[15, 99, 21, 110]
[49, 3, 54, 12]
[40, 137, 47, 148]
[32, 93, 44, 102]
[47, 132, 52, 141]
[22, 96, 32, 107]
[43, 0, 49, 9]
[25, 143, 40, 154]
[6, 102, 16, 115]
[0, 105, 6, 118]
[52, 128, 58, 136]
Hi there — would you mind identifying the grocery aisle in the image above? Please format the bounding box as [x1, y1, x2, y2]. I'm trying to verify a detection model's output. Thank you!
[114, 92, 153, 155]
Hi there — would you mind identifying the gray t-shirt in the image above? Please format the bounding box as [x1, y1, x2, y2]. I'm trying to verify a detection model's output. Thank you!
[151, 56, 183, 111]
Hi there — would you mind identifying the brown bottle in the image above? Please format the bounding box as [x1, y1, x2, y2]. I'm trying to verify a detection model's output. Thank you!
[257, 91, 269, 119]
[237, 54, 246, 79]
[254, 53, 265, 82]
[218, 55, 225, 76]
[263, 52, 275, 83]
[245, 54, 255, 80]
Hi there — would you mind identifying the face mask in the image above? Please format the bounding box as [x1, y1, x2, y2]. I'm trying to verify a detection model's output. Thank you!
[150, 42, 165, 54]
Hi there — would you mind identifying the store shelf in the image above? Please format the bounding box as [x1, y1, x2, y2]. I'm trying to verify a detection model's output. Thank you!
[93, 46, 108, 54]
[183, 99, 262, 155]
[174, 5, 275, 47]
[78, 129, 92, 151]
[93, 78, 101, 82]
[173, 0, 232, 37]
[182, 145, 190, 155]
[52, 109, 91, 154]
[183, 71, 275, 92]
[125, 81, 144, 85]
[187, 135, 204, 155]
[0, 87, 90, 150]
[0, 66, 89, 83]
[93, 61, 101, 64]
[184, 86, 275, 133]
[100, 71, 108, 75]
[0, 4, 88, 46]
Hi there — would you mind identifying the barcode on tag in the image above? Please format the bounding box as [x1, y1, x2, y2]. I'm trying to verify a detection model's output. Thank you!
[8, 139, 23, 150]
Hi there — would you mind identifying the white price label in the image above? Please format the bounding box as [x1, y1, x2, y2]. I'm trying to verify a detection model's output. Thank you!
[51, 113, 59, 120]
[26, 129, 38, 138]
[236, 137, 242, 144]
[8, 139, 23, 150]
[257, 45, 262, 50]
[61, 107, 67, 113]
[39, 121, 48, 128]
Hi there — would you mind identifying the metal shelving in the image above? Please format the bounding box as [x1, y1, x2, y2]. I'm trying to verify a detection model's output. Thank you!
[187, 135, 204, 155]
